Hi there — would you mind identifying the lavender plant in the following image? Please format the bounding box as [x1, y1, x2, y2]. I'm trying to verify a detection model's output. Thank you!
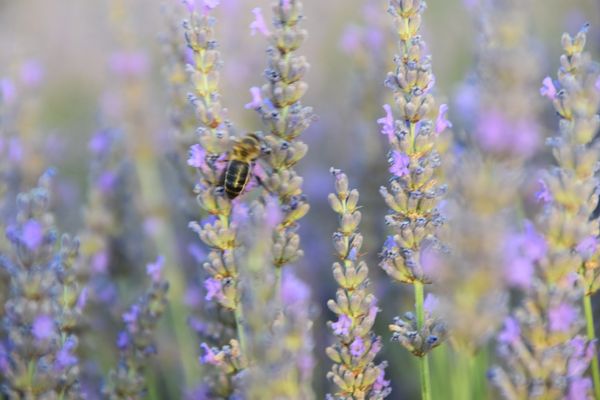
[235, 200, 315, 400]
[102, 257, 169, 399]
[376, 1, 451, 399]
[490, 25, 600, 399]
[182, 1, 249, 396]
[1, 171, 84, 399]
[326, 169, 390, 399]
[538, 25, 600, 398]
[245, 0, 314, 274]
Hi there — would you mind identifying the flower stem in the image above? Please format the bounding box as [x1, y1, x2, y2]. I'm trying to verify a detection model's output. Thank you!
[583, 294, 600, 400]
[415, 280, 432, 400]
[235, 304, 247, 355]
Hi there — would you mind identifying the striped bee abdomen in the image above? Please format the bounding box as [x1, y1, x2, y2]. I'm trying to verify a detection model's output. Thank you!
[224, 160, 251, 199]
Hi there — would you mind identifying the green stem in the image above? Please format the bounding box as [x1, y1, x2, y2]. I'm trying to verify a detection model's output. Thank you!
[415, 281, 432, 400]
[235, 304, 247, 355]
[583, 294, 600, 400]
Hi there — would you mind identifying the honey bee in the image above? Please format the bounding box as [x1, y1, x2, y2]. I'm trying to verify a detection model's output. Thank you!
[223, 133, 262, 199]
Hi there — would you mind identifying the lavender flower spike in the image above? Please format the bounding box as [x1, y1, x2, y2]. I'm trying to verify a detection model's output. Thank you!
[379, 0, 449, 285]
[2, 171, 84, 398]
[248, 0, 315, 271]
[491, 26, 600, 400]
[102, 256, 169, 399]
[378, 2, 449, 399]
[183, 2, 251, 396]
[326, 169, 390, 399]
[542, 25, 600, 398]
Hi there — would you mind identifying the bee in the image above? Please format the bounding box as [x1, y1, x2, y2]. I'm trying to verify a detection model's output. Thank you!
[223, 133, 262, 199]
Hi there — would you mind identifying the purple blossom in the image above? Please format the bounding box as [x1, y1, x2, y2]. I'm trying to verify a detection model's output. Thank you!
[567, 378, 592, 400]
[244, 86, 263, 109]
[20, 60, 44, 87]
[231, 203, 249, 225]
[549, 303, 578, 333]
[146, 256, 165, 283]
[8, 137, 23, 162]
[0, 78, 16, 104]
[0, 343, 8, 374]
[540, 76, 557, 99]
[182, 0, 196, 12]
[199, 343, 219, 365]
[331, 314, 352, 336]
[505, 257, 534, 289]
[22, 220, 44, 250]
[250, 8, 270, 37]
[187, 144, 206, 168]
[89, 130, 111, 154]
[384, 236, 395, 251]
[423, 293, 439, 315]
[596, 76, 600, 91]
[123, 305, 141, 327]
[536, 178, 552, 203]
[521, 222, 547, 260]
[350, 337, 365, 357]
[498, 317, 520, 345]
[435, 104, 452, 133]
[420, 245, 441, 278]
[504, 223, 546, 288]
[264, 195, 283, 227]
[389, 151, 410, 177]
[55, 338, 78, 370]
[204, 277, 224, 301]
[373, 368, 391, 393]
[117, 331, 129, 350]
[32, 315, 55, 340]
[97, 171, 117, 194]
[109, 51, 148, 77]
[340, 25, 362, 54]
[576, 236, 597, 259]
[281, 271, 310, 306]
[377, 104, 395, 143]
[475, 111, 539, 157]
[91, 250, 109, 273]
[568, 336, 595, 377]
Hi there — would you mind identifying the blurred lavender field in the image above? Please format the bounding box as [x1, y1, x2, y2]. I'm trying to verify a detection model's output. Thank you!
[1, 0, 600, 399]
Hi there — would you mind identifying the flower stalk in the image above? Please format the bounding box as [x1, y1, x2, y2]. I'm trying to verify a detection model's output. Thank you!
[377, 1, 451, 398]
[326, 169, 390, 399]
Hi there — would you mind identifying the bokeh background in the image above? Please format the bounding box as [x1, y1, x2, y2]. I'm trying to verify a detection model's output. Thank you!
[1, 0, 599, 398]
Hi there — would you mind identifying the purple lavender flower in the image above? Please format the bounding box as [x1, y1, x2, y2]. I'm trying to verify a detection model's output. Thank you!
[0, 78, 16, 104]
[108, 51, 148, 77]
[327, 170, 389, 398]
[20, 60, 44, 87]
[187, 144, 206, 168]
[146, 255, 165, 283]
[388, 151, 410, 177]
[435, 104, 452, 134]
[244, 87, 263, 109]
[497, 317, 520, 345]
[540, 76, 557, 99]
[249, 8, 270, 37]
[203, 277, 224, 302]
[549, 303, 579, 333]
[331, 314, 351, 336]
[377, 104, 394, 143]
[32, 314, 55, 340]
[22, 219, 44, 250]
[55, 337, 79, 370]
